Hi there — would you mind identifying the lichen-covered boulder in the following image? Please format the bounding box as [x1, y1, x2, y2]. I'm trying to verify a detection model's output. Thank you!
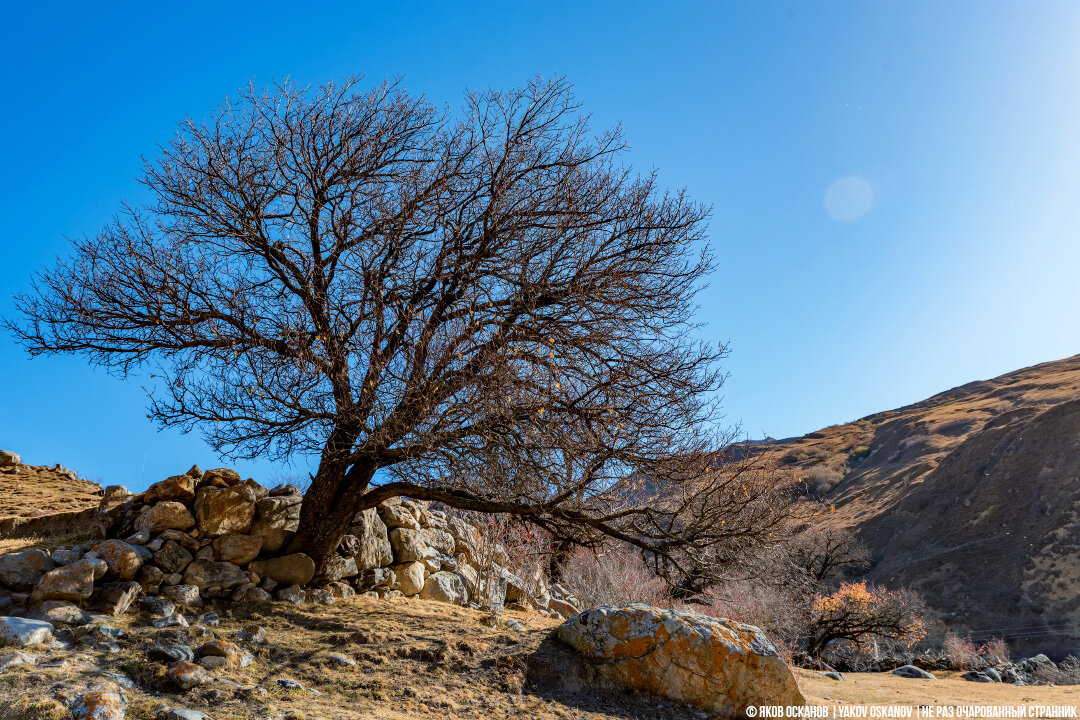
[194, 485, 257, 536]
[250, 553, 315, 587]
[96, 540, 142, 580]
[545, 604, 804, 716]
[135, 501, 196, 533]
[154, 540, 194, 574]
[32, 558, 99, 602]
[67, 682, 126, 720]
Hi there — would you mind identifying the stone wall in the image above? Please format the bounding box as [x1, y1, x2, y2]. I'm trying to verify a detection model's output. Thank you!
[0, 465, 579, 619]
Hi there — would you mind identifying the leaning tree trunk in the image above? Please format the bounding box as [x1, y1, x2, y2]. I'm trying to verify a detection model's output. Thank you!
[288, 458, 376, 581]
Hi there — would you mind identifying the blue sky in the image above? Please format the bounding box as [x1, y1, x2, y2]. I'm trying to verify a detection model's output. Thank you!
[2, 2, 1079, 491]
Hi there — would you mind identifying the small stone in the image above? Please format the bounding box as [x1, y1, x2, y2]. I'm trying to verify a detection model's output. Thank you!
[236, 624, 267, 643]
[244, 587, 272, 603]
[167, 660, 211, 689]
[276, 677, 304, 690]
[163, 573, 183, 586]
[198, 655, 226, 669]
[152, 614, 189, 629]
[194, 611, 220, 627]
[148, 644, 195, 662]
[139, 596, 176, 617]
[125, 530, 151, 546]
[68, 684, 126, 720]
[0, 651, 38, 670]
[275, 585, 305, 604]
[325, 652, 356, 667]
[307, 588, 335, 605]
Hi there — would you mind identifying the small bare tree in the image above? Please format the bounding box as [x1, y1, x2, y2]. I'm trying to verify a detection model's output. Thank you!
[8, 75, 790, 580]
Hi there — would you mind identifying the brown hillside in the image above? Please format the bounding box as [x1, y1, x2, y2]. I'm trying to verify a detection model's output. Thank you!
[775, 354, 1080, 654]
[0, 458, 102, 519]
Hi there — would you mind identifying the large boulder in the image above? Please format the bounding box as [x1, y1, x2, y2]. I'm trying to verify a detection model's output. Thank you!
[194, 485, 256, 536]
[143, 473, 197, 504]
[91, 581, 142, 616]
[419, 527, 455, 556]
[350, 508, 394, 570]
[0, 451, 20, 467]
[212, 534, 263, 565]
[537, 604, 805, 716]
[324, 555, 359, 583]
[182, 559, 250, 592]
[249, 495, 302, 552]
[378, 502, 421, 530]
[250, 554, 315, 587]
[135, 501, 196, 533]
[0, 548, 53, 590]
[388, 527, 433, 563]
[393, 562, 426, 596]
[419, 571, 468, 606]
[32, 559, 99, 602]
[96, 539, 142, 580]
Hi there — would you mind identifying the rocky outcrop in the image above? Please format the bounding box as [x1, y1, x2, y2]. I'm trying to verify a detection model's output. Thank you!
[531, 604, 805, 716]
[0, 464, 574, 624]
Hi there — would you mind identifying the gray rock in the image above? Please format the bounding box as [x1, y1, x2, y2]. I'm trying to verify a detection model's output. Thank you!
[823, 671, 844, 681]
[892, 665, 935, 679]
[307, 588, 335, 605]
[249, 495, 302, 552]
[268, 484, 301, 497]
[962, 671, 994, 682]
[244, 587, 272, 603]
[91, 581, 142, 616]
[275, 585, 305, 605]
[983, 667, 1002, 682]
[0, 451, 20, 467]
[0, 548, 53, 590]
[148, 643, 195, 662]
[152, 614, 190, 629]
[388, 527, 433, 563]
[139, 596, 177, 617]
[350, 508, 394, 570]
[276, 677, 304, 690]
[0, 616, 53, 646]
[325, 652, 356, 667]
[182, 559, 249, 594]
[419, 571, 469, 606]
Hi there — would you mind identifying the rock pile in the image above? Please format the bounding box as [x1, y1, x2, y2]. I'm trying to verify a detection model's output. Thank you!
[0, 465, 579, 620]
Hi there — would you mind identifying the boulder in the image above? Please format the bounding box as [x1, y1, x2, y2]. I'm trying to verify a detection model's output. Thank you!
[388, 527, 433, 563]
[96, 540, 142, 580]
[154, 540, 194, 574]
[548, 597, 579, 618]
[68, 684, 126, 720]
[182, 559, 249, 593]
[356, 567, 395, 591]
[0, 450, 20, 467]
[250, 553, 315, 587]
[161, 584, 202, 606]
[0, 548, 53, 590]
[211, 534, 263, 565]
[0, 616, 53, 646]
[307, 588, 335, 605]
[249, 495, 302, 552]
[324, 555, 358, 582]
[540, 604, 805, 716]
[194, 485, 256, 536]
[32, 559, 99, 602]
[378, 502, 421, 530]
[202, 468, 241, 486]
[136, 564, 165, 590]
[962, 671, 994, 682]
[275, 585, 305, 604]
[166, 660, 211, 690]
[419, 571, 468, 605]
[350, 508, 394, 570]
[419, 527, 455, 556]
[91, 581, 142, 616]
[135, 501, 195, 533]
[393, 562, 426, 596]
[144, 474, 197, 504]
[892, 665, 935, 679]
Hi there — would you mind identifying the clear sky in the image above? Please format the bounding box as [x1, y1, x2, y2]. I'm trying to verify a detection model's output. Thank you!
[2, 2, 1080, 491]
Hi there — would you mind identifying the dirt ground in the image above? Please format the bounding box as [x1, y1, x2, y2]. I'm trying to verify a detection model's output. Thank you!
[3, 593, 1078, 720]
[798, 668, 1080, 712]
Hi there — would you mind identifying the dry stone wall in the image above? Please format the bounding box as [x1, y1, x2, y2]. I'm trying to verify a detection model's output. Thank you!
[0, 465, 579, 620]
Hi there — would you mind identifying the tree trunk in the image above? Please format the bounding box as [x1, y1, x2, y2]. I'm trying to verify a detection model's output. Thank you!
[288, 458, 376, 581]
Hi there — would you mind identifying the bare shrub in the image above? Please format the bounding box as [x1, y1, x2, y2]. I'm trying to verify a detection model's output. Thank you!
[943, 632, 1010, 670]
[460, 512, 550, 608]
[1040, 656, 1080, 685]
[558, 544, 668, 609]
[805, 465, 843, 496]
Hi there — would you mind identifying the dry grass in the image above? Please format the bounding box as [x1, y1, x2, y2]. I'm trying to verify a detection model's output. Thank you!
[0, 596, 712, 720]
[0, 464, 101, 520]
[798, 668, 1080, 708]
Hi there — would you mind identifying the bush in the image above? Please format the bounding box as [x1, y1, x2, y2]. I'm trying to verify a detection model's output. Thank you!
[848, 445, 872, 463]
[805, 465, 843, 496]
[558, 544, 668, 609]
[804, 581, 927, 658]
[943, 632, 1009, 670]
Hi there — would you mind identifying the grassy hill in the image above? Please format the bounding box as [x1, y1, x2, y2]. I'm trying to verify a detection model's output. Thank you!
[774, 354, 1080, 654]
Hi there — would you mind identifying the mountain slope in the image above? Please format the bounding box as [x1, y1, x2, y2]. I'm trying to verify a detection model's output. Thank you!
[776, 355, 1080, 654]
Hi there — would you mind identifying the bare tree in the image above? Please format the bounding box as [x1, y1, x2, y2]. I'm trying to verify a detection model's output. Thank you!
[785, 525, 870, 585]
[8, 75, 789, 580]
